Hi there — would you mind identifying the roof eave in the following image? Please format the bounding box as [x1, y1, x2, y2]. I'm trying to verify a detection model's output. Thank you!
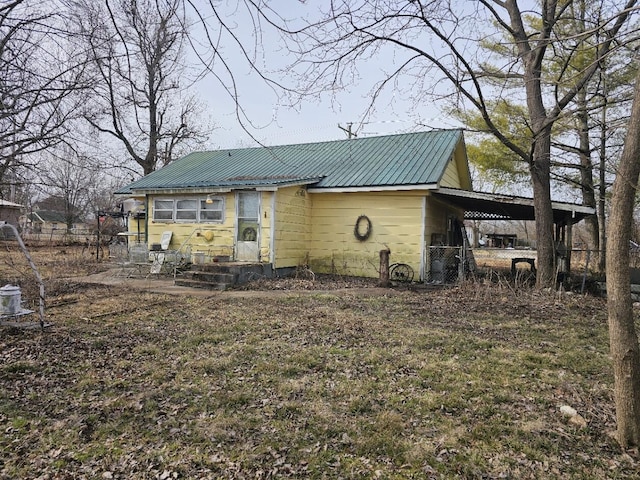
[434, 187, 596, 223]
[124, 177, 325, 196]
[0, 200, 23, 208]
[308, 183, 440, 193]
[437, 187, 594, 212]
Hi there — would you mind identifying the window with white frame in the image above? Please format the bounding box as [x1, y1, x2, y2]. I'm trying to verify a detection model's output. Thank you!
[176, 199, 197, 221]
[200, 198, 224, 221]
[153, 197, 225, 223]
[153, 199, 173, 221]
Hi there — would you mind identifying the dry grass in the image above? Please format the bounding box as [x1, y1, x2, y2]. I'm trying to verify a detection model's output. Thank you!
[0, 244, 638, 479]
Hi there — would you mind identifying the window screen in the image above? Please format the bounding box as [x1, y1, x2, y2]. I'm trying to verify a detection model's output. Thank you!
[200, 199, 223, 221]
[153, 199, 173, 221]
[176, 199, 197, 221]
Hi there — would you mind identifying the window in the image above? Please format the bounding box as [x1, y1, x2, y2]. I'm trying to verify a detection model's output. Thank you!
[153, 197, 224, 223]
[154, 200, 173, 221]
[176, 199, 197, 221]
[200, 198, 223, 221]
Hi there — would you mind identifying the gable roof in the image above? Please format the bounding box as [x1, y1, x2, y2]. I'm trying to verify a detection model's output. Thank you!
[116, 130, 468, 195]
[0, 199, 22, 208]
[28, 211, 67, 223]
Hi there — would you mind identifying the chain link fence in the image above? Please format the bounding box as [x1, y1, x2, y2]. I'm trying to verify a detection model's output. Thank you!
[426, 246, 623, 286]
[426, 246, 465, 284]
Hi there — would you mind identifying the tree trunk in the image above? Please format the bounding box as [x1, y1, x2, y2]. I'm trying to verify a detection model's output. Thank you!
[598, 72, 609, 273]
[506, 0, 557, 288]
[592, 56, 610, 273]
[576, 88, 600, 258]
[530, 125, 556, 288]
[598, 141, 607, 272]
[606, 69, 640, 448]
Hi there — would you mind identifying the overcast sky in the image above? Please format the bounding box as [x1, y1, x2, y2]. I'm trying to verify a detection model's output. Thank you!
[186, 1, 459, 150]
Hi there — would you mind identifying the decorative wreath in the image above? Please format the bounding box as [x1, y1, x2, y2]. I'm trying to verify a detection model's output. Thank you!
[242, 227, 257, 241]
[354, 215, 372, 241]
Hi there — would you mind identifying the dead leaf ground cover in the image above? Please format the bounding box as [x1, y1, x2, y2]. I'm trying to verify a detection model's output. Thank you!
[0, 245, 638, 479]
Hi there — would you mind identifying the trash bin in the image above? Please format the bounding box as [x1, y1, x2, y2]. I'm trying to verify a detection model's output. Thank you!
[0, 285, 21, 315]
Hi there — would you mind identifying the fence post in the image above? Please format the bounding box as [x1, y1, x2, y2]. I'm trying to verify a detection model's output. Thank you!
[379, 248, 391, 287]
[96, 211, 101, 262]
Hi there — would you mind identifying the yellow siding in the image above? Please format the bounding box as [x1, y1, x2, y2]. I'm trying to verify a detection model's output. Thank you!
[273, 186, 310, 268]
[146, 193, 237, 261]
[125, 196, 146, 240]
[140, 187, 468, 279]
[259, 191, 273, 263]
[126, 217, 146, 244]
[424, 194, 465, 245]
[440, 158, 461, 188]
[308, 191, 424, 278]
[455, 140, 473, 190]
[439, 141, 472, 190]
[126, 217, 145, 239]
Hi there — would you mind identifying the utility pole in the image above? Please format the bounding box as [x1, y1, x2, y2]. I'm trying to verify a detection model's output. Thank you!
[338, 122, 357, 139]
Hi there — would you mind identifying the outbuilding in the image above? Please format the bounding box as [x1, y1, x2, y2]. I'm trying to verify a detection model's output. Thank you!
[0, 199, 22, 227]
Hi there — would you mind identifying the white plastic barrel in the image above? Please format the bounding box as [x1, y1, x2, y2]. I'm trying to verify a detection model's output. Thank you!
[0, 285, 21, 315]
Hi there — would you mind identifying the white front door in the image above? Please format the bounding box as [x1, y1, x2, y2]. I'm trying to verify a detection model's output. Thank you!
[235, 191, 260, 261]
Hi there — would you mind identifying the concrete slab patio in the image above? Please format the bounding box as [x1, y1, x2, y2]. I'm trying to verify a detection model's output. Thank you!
[75, 268, 400, 299]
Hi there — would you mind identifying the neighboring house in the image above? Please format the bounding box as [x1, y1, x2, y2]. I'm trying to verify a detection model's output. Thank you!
[0, 199, 22, 227]
[486, 233, 518, 248]
[27, 211, 87, 234]
[115, 130, 594, 281]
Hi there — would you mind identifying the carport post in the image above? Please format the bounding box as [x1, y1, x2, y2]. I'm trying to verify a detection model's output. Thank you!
[566, 213, 574, 274]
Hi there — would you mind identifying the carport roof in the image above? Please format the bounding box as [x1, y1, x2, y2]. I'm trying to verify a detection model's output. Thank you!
[433, 187, 595, 225]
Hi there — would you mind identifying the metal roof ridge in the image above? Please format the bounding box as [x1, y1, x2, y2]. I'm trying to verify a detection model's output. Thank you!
[199, 128, 464, 154]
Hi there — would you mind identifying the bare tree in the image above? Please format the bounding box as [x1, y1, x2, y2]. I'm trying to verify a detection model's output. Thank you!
[36, 148, 98, 232]
[71, 0, 207, 175]
[0, 0, 86, 193]
[248, 0, 638, 287]
[86, 172, 129, 216]
[606, 65, 640, 448]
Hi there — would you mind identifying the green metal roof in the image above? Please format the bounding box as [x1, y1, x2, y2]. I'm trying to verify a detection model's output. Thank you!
[116, 130, 466, 194]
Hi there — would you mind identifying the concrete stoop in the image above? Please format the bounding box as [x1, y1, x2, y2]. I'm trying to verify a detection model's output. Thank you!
[175, 262, 273, 291]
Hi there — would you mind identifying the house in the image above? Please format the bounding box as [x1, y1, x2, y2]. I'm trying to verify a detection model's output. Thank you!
[26, 211, 87, 235]
[27, 211, 66, 234]
[0, 199, 22, 227]
[115, 130, 594, 282]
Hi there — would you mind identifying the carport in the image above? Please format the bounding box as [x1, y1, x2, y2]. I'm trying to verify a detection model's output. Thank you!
[432, 187, 596, 275]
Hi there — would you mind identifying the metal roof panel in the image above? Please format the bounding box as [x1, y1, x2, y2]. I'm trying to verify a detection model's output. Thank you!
[116, 130, 465, 194]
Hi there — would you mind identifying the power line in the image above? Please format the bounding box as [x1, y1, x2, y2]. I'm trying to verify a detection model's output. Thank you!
[338, 122, 358, 139]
